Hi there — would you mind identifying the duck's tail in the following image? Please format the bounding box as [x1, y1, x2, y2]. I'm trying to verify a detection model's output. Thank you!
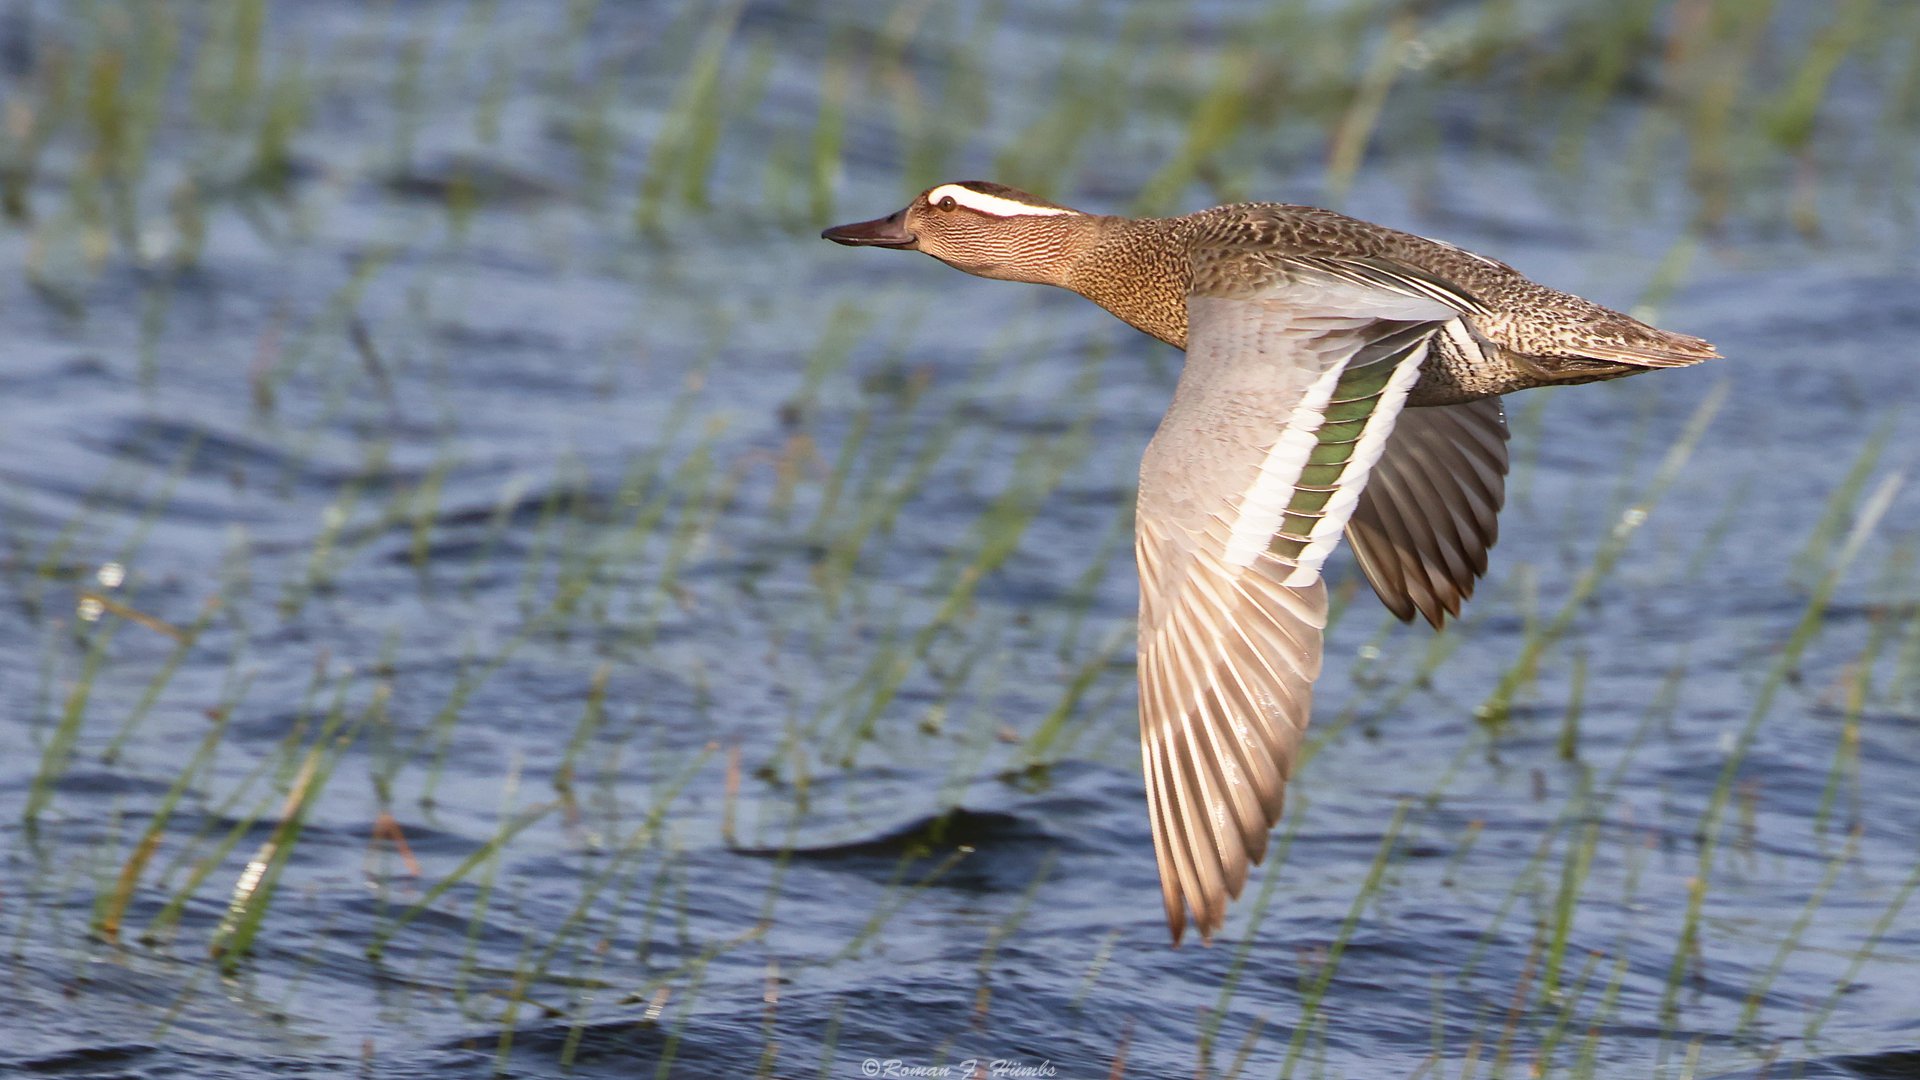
[1580, 316, 1721, 369]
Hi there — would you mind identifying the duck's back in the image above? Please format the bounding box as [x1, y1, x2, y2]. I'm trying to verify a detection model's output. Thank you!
[1179, 203, 1718, 404]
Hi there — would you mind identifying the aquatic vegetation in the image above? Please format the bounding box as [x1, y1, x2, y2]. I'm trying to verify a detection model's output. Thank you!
[0, 2, 1914, 1077]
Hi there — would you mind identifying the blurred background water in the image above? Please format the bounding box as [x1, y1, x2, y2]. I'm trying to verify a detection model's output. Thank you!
[0, 2, 1917, 1077]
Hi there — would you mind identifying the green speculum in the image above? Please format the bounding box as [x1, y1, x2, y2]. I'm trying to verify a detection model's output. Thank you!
[1266, 352, 1403, 559]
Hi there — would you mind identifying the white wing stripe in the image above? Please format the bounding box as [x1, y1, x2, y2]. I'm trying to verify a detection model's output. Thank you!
[1284, 340, 1431, 586]
[1221, 363, 1346, 568]
[1442, 317, 1481, 362]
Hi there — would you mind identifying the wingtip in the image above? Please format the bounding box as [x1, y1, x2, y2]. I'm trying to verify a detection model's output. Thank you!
[1165, 903, 1223, 948]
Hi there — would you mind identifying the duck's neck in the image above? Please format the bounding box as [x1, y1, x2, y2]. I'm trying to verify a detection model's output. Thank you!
[1064, 216, 1192, 350]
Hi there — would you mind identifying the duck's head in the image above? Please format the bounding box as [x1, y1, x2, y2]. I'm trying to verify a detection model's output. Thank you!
[821, 181, 1091, 284]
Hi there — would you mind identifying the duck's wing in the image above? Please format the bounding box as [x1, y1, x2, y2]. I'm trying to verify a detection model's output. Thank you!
[1346, 396, 1509, 628]
[1137, 266, 1466, 944]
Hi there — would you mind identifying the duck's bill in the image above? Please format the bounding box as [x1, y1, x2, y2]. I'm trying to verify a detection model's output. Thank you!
[820, 212, 916, 248]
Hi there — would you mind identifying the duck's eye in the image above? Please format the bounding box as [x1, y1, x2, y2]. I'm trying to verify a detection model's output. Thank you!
[937, 195, 957, 212]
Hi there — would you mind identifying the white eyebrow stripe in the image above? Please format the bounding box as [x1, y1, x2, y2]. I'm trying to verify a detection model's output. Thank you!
[928, 184, 1074, 218]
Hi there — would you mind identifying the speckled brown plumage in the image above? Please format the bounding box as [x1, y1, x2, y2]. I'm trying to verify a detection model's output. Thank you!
[1066, 201, 1719, 404]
